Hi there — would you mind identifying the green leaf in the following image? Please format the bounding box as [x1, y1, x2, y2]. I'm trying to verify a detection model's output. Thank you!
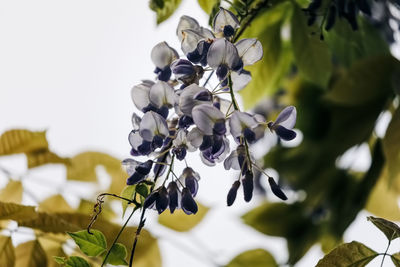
[383, 107, 400, 187]
[0, 202, 37, 221]
[149, 0, 182, 24]
[158, 202, 209, 231]
[136, 183, 149, 198]
[367, 216, 400, 241]
[226, 249, 278, 267]
[197, 0, 219, 14]
[67, 230, 107, 257]
[325, 56, 399, 106]
[65, 256, 90, 267]
[392, 253, 400, 267]
[26, 149, 69, 169]
[291, 4, 332, 88]
[104, 243, 128, 266]
[316, 241, 378, 267]
[0, 129, 48, 156]
[0, 235, 15, 267]
[0, 181, 23, 204]
[15, 240, 48, 267]
[239, 2, 293, 108]
[121, 185, 136, 217]
[53, 256, 66, 265]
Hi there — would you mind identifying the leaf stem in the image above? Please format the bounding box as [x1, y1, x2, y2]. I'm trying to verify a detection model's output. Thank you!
[380, 239, 392, 267]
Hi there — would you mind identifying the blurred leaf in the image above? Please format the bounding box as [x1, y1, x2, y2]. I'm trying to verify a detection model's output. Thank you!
[291, 4, 332, 88]
[18, 212, 80, 233]
[121, 185, 136, 217]
[324, 18, 389, 67]
[325, 55, 399, 106]
[240, 2, 293, 108]
[26, 149, 69, 169]
[104, 243, 128, 265]
[0, 236, 15, 267]
[78, 199, 116, 220]
[367, 216, 400, 241]
[53, 256, 66, 265]
[158, 202, 209, 231]
[0, 180, 23, 203]
[39, 194, 74, 213]
[316, 241, 378, 267]
[38, 235, 67, 267]
[68, 230, 107, 257]
[198, 0, 219, 14]
[226, 248, 278, 267]
[0, 202, 37, 221]
[0, 129, 48, 156]
[66, 152, 126, 194]
[149, 0, 182, 24]
[65, 256, 90, 267]
[15, 240, 47, 267]
[365, 167, 400, 221]
[383, 107, 400, 186]
[392, 253, 400, 267]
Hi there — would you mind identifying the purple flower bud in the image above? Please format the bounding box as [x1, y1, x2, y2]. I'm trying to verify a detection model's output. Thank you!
[178, 115, 194, 128]
[136, 160, 153, 175]
[216, 64, 229, 80]
[185, 175, 199, 197]
[268, 177, 288, 200]
[223, 25, 235, 37]
[227, 181, 240, 206]
[167, 182, 180, 213]
[242, 171, 254, 202]
[143, 191, 159, 209]
[181, 188, 198, 215]
[156, 187, 169, 214]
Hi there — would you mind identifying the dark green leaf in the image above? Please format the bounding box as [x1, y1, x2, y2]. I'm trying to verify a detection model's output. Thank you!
[291, 4, 332, 88]
[149, 0, 182, 24]
[367, 216, 400, 241]
[392, 253, 400, 267]
[316, 241, 378, 267]
[65, 256, 90, 267]
[325, 55, 399, 106]
[67, 230, 107, 257]
[104, 243, 128, 266]
[226, 249, 278, 267]
[136, 183, 149, 198]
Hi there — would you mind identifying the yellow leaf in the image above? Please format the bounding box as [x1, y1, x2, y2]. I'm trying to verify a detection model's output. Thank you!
[38, 235, 67, 267]
[15, 240, 47, 267]
[77, 199, 116, 220]
[197, 0, 218, 14]
[66, 152, 126, 194]
[0, 202, 37, 221]
[0, 181, 23, 203]
[226, 248, 278, 267]
[0, 235, 15, 267]
[0, 129, 48, 156]
[26, 149, 70, 169]
[365, 166, 400, 221]
[158, 202, 209, 232]
[39, 195, 74, 213]
[383, 107, 400, 189]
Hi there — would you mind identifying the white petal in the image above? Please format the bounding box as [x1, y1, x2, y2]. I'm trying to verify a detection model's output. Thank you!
[215, 97, 233, 115]
[149, 81, 176, 108]
[207, 39, 240, 69]
[151, 42, 179, 69]
[192, 104, 225, 135]
[274, 106, 297, 129]
[173, 129, 187, 147]
[235, 38, 263, 66]
[139, 111, 169, 141]
[128, 130, 143, 150]
[176, 15, 201, 42]
[181, 29, 204, 54]
[199, 27, 215, 39]
[179, 84, 212, 115]
[231, 71, 252, 91]
[186, 127, 204, 148]
[131, 82, 152, 111]
[122, 158, 140, 175]
[229, 111, 259, 138]
[131, 112, 142, 131]
[212, 7, 240, 34]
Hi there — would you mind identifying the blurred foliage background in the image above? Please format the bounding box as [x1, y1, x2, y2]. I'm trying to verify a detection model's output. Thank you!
[1, 0, 400, 266]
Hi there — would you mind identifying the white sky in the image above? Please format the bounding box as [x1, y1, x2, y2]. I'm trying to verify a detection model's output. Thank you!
[0, 0, 398, 266]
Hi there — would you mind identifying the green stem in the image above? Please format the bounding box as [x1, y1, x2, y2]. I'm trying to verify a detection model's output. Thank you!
[228, 75, 239, 111]
[101, 207, 139, 266]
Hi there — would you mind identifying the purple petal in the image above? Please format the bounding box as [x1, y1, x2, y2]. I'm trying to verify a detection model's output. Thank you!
[274, 125, 297, 141]
[192, 104, 225, 135]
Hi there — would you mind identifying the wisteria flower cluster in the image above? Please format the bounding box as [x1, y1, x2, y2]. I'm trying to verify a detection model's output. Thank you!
[124, 7, 297, 215]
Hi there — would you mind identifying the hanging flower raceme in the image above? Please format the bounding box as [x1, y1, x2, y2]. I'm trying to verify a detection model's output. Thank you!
[122, 6, 299, 218]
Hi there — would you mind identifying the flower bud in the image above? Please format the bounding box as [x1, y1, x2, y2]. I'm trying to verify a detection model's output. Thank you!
[242, 171, 254, 202]
[268, 177, 288, 200]
[227, 181, 240, 206]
